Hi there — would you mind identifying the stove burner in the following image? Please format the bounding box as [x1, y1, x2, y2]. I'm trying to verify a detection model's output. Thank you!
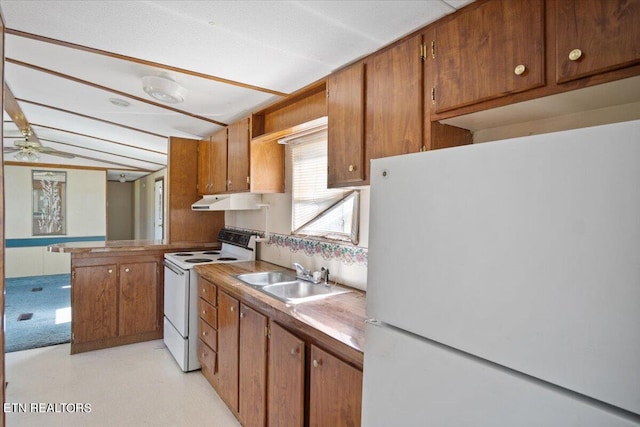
[185, 258, 214, 263]
[175, 253, 194, 257]
[217, 257, 238, 261]
[202, 251, 220, 255]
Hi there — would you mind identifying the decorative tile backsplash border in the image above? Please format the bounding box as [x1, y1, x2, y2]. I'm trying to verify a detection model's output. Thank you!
[266, 233, 368, 266]
[228, 227, 368, 266]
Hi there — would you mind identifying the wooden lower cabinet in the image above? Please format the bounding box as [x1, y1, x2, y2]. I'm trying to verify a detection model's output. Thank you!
[309, 345, 363, 427]
[217, 291, 240, 412]
[198, 278, 219, 386]
[71, 253, 163, 354]
[197, 278, 363, 427]
[268, 321, 305, 427]
[72, 264, 119, 344]
[239, 304, 268, 427]
[119, 262, 158, 336]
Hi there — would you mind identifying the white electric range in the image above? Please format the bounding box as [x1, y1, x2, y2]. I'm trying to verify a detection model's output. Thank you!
[163, 228, 257, 371]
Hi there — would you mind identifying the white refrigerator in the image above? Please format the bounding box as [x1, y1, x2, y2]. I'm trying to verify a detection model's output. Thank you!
[362, 120, 640, 426]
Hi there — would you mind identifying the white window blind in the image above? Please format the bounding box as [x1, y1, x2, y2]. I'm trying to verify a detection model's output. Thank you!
[289, 128, 358, 242]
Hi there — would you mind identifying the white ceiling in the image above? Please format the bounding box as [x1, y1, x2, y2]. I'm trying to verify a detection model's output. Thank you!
[1, 0, 473, 181]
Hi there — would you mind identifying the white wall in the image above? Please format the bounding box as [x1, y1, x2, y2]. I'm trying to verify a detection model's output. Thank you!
[225, 154, 370, 291]
[134, 168, 166, 240]
[4, 165, 107, 277]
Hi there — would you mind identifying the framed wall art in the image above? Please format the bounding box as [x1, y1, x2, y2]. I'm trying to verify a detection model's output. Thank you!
[32, 170, 67, 236]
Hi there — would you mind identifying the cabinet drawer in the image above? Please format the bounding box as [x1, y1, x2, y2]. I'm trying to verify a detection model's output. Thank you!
[199, 318, 217, 351]
[198, 339, 217, 375]
[199, 279, 217, 306]
[199, 299, 217, 329]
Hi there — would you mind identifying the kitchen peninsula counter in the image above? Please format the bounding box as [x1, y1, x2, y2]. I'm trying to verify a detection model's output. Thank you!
[195, 260, 366, 368]
[50, 240, 219, 354]
[48, 239, 220, 254]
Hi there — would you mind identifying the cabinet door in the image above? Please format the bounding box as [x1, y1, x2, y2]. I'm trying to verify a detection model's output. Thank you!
[217, 291, 239, 412]
[72, 265, 118, 344]
[328, 61, 366, 187]
[434, 0, 544, 112]
[197, 137, 212, 195]
[556, 0, 640, 83]
[238, 304, 267, 427]
[119, 261, 158, 336]
[210, 127, 228, 194]
[309, 345, 362, 427]
[366, 35, 423, 161]
[227, 118, 250, 192]
[268, 322, 304, 427]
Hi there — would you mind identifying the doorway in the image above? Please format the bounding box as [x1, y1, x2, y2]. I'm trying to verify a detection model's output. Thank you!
[154, 178, 164, 240]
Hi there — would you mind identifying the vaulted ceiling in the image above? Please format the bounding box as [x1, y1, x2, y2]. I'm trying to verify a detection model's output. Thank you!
[1, 0, 473, 181]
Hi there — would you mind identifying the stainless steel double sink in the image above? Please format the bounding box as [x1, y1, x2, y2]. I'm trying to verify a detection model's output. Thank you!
[234, 270, 351, 304]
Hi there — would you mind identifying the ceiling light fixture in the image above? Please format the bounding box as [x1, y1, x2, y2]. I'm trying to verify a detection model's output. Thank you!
[109, 98, 131, 107]
[141, 75, 186, 104]
[119, 174, 127, 183]
[14, 148, 39, 162]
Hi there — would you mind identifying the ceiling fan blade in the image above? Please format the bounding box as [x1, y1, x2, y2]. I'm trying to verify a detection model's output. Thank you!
[3, 147, 21, 153]
[36, 147, 76, 158]
[4, 83, 42, 145]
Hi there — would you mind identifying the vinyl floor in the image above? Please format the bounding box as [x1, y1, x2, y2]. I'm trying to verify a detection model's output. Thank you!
[4, 340, 241, 427]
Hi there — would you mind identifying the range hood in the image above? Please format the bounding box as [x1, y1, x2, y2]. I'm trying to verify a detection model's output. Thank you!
[191, 194, 262, 211]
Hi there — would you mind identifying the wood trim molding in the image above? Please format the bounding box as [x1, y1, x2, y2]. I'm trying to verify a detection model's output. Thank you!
[38, 137, 166, 167]
[6, 28, 289, 98]
[7, 58, 228, 127]
[14, 97, 167, 139]
[30, 123, 167, 156]
[4, 159, 152, 173]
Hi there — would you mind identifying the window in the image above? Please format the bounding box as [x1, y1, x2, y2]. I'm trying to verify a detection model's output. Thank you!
[289, 128, 359, 244]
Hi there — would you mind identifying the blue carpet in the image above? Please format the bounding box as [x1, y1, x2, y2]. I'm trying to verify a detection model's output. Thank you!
[5, 274, 71, 353]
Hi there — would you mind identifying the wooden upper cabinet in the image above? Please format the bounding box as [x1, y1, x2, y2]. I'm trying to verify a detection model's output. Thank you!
[196, 137, 212, 195]
[268, 322, 305, 427]
[327, 61, 366, 188]
[227, 118, 250, 192]
[434, 0, 545, 113]
[308, 345, 362, 427]
[366, 34, 423, 162]
[210, 127, 228, 194]
[556, 0, 640, 84]
[238, 304, 267, 427]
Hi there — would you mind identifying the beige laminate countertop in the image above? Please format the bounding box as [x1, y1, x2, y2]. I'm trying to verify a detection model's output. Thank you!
[48, 240, 220, 254]
[195, 260, 367, 369]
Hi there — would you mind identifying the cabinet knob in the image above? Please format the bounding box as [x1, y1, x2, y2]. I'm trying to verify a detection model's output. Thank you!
[125, 268, 130, 273]
[240, 312, 244, 318]
[312, 359, 322, 368]
[348, 164, 355, 172]
[230, 306, 234, 312]
[202, 288, 206, 293]
[290, 346, 299, 356]
[202, 331, 207, 337]
[514, 64, 526, 76]
[107, 269, 113, 274]
[202, 309, 206, 315]
[569, 49, 582, 61]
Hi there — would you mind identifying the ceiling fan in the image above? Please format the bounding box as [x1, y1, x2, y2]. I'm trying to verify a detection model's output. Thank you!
[3, 82, 75, 161]
[4, 128, 76, 161]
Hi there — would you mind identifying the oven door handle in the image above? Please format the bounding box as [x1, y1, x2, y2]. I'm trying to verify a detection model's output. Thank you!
[163, 260, 185, 276]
